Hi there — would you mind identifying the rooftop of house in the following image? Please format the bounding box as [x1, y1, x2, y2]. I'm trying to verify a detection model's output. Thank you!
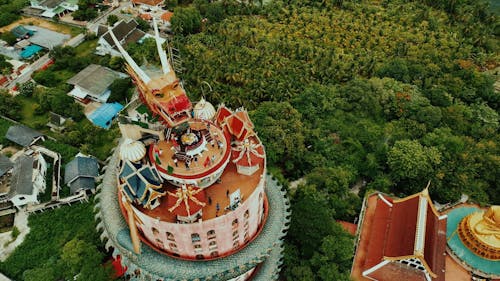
[69, 177, 96, 194]
[97, 20, 146, 51]
[8, 155, 35, 197]
[64, 155, 99, 185]
[5, 125, 44, 147]
[67, 64, 122, 97]
[0, 155, 13, 178]
[38, 0, 63, 9]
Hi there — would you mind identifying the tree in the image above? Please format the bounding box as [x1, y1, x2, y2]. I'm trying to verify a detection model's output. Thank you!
[387, 140, 442, 193]
[108, 78, 132, 103]
[135, 17, 150, 31]
[251, 102, 306, 177]
[107, 14, 119, 26]
[171, 6, 202, 35]
[18, 81, 36, 97]
[0, 90, 22, 119]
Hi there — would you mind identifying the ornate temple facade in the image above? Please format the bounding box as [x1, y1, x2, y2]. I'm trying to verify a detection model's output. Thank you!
[351, 188, 500, 281]
[94, 19, 290, 281]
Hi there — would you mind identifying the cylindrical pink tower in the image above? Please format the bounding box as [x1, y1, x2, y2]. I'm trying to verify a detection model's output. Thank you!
[95, 21, 290, 281]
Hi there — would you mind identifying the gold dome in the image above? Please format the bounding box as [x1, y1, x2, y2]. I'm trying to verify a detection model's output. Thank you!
[119, 138, 146, 162]
[457, 206, 500, 260]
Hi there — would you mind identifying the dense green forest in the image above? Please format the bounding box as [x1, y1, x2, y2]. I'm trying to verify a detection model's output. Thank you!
[0, 202, 112, 280]
[167, 0, 499, 280]
[0, 0, 497, 280]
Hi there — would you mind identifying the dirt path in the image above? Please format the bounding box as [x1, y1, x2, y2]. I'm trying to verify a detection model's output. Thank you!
[0, 210, 30, 262]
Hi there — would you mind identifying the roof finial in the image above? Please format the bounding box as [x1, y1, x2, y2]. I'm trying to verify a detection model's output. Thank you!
[107, 25, 151, 84]
[153, 17, 171, 74]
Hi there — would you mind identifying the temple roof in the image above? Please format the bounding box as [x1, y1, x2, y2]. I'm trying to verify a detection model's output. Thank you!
[360, 190, 447, 281]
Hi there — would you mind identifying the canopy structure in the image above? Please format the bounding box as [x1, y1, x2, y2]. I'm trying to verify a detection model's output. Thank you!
[88, 102, 123, 129]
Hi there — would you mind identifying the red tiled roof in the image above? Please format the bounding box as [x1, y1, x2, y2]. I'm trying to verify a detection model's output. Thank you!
[385, 196, 419, 257]
[355, 192, 447, 281]
[231, 138, 265, 167]
[215, 106, 232, 125]
[161, 11, 173, 22]
[364, 196, 392, 269]
[140, 13, 152, 20]
[337, 220, 357, 235]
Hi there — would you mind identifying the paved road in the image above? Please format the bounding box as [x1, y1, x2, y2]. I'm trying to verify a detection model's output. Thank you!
[5, 53, 51, 89]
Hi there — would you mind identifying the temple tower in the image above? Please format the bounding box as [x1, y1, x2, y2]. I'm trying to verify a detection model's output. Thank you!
[94, 19, 290, 281]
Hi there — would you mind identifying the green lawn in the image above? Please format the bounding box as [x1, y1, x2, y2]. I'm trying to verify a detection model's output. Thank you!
[19, 97, 47, 129]
[74, 39, 98, 58]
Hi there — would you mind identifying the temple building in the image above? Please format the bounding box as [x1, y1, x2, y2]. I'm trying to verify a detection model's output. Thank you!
[351, 188, 500, 281]
[95, 18, 290, 281]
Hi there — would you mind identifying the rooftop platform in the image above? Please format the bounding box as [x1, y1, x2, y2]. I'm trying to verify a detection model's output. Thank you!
[151, 120, 230, 180]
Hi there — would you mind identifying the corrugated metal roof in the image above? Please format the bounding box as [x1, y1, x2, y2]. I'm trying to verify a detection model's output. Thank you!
[9, 155, 34, 197]
[88, 102, 123, 129]
[5, 125, 43, 147]
[0, 155, 13, 177]
[67, 64, 122, 99]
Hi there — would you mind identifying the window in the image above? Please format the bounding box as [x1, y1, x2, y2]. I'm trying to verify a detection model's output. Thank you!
[195, 254, 204, 260]
[232, 219, 238, 227]
[156, 239, 164, 249]
[194, 244, 202, 249]
[207, 230, 216, 238]
[232, 241, 239, 249]
[232, 230, 239, 238]
[152, 227, 159, 236]
[166, 232, 175, 241]
[209, 241, 216, 246]
[191, 233, 200, 242]
[210, 251, 218, 258]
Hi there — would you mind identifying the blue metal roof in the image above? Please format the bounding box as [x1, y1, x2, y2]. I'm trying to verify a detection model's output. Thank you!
[20, 45, 42, 59]
[88, 102, 123, 129]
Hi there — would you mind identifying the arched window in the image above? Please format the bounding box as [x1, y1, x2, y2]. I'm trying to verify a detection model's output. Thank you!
[209, 241, 217, 246]
[195, 254, 204, 260]
[207, 230, 216, 238]
[210, 251, 218, 257]
[232, 219, 238, 227]
[244, 210, 249, 219]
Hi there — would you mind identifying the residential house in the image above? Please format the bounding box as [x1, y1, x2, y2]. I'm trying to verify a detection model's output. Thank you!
[5, 125, 45, 147]
[67, 64, 125, 104]
[64, 154, 99, 195]
[9, 153, 47, 208]
[30, 0, 79, 18]
[95, 20, 148, 57]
